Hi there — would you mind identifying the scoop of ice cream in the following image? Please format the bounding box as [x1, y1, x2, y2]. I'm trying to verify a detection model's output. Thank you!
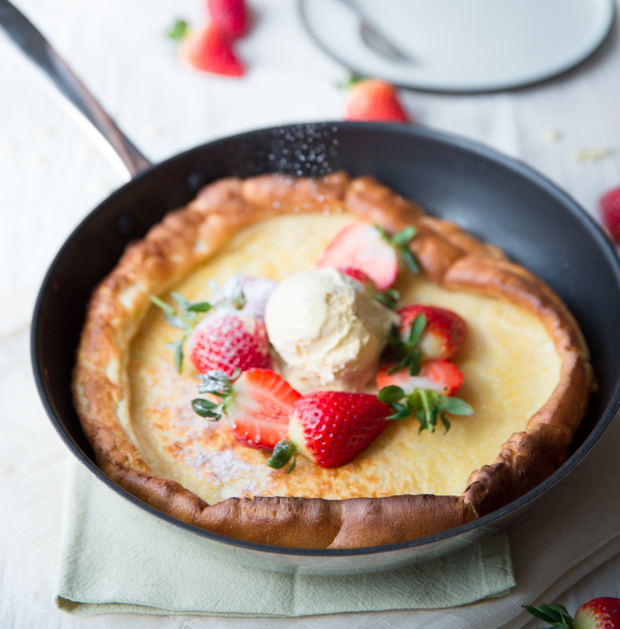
[264, 268, 398, 393]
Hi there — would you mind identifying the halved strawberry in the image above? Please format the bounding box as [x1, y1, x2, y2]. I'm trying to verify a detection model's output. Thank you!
[526, 598, 620, 629]
[315, 222, 417, 291]
[399, 305, 467, 361]
[377, 359, 464, 396]
[207, 0, 249, 40]
[188, 310, 272, 376]
[192, 369, 301, 449]
[338, 266, 374, 287]
[179, 23, 245, 77]
[267, 391, 391, 470]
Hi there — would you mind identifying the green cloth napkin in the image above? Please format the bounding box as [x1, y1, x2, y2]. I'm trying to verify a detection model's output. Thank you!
[55, 461, 515, 617]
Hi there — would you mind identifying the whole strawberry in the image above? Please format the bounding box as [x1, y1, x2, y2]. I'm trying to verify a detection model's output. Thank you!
[345, 78, 409, 123]
[600, 186, 620, 244]
[207, 0, 249, 40]
[179, 23, 245, 76]
[188, 310, 272, 376]
[525, 598, 620, 629]
[267, 391, 392, 471]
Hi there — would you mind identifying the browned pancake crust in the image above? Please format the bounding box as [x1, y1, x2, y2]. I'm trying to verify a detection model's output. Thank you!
[73, 173, 595, 548]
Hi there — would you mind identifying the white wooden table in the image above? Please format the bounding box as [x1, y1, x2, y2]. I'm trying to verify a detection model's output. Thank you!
[1, 0, 619, 626]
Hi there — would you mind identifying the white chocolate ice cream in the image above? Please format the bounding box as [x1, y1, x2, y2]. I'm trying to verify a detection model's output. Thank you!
[264, 268, 398, 393]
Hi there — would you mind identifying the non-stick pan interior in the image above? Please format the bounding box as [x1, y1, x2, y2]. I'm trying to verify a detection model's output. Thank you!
[32, 122, 620, 561]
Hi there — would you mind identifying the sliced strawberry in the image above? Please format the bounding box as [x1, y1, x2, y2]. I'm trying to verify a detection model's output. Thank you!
[227, 369, 300, 449]
[377, 359, 464, 396]
[600, 186, 620, 244]
[179, 24, 245, 77]
[345, 79, 409, 123]
[207, 0, 249, 40]
[193, 369, 301, 449]
[268, 391, 391, 470]
[188, 310, 272, 375]
[399, 305, 467, 361]
[338, 266, 373, 286]
[316, 222, 398, 290]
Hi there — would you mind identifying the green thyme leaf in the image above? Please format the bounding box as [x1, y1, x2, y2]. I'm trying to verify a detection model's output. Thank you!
[286, 458, 297, 474]
[167, 19, 189, 41]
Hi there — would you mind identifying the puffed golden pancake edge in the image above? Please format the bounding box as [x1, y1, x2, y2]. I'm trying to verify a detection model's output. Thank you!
[72, 172, 595, 549]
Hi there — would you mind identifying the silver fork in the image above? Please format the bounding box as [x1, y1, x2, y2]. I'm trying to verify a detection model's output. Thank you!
[337, 0, 412, 64]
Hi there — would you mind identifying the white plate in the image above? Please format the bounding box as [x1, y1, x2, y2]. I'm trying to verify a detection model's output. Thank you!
[299, 0, 615, 92]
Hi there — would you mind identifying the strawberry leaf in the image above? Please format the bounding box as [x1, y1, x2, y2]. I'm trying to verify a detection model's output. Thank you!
[267, 440, 297, 469]
[376, 289, 400, 310]
[384, 314, 426, 376]
[166, 340, 184, 374]
[408, 313, 426, 345]
[167, 19, 188, 41]
[187, 302, 212, 312]
[380, 386, 473, 434]
[524, 604, 576, 628]
[192, 398, 222, 420]
[391, 226, 416, 247]
[378, 385, 406, 404]
[440, 397, 474, 416]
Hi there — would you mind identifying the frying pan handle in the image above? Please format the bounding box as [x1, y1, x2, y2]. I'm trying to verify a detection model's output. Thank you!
[0, 0, 152, 179]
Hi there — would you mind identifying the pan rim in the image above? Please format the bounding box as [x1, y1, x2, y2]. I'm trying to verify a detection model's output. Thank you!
[31, 120, 620, 558]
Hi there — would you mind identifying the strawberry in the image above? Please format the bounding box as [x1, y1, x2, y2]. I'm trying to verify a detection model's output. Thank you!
[267, 391, 392, 471]
[525, 598, 620, 629]
[192, 369, 300, 449]
[315, 222, 418, 291]
[575, 598, 620, 628]
[345, 79, 409, 123]
[600, 186, 620, 244]
[207, 0, 249, 40]
[221, 274, 276, 320]
[399, 305, 467, 361]
[179, 24, 245, 77]
[150, 278, 271, 374]
[377, 359, 464, 396]
[338, 266, 374, 287]
[188, 310, 271, 376]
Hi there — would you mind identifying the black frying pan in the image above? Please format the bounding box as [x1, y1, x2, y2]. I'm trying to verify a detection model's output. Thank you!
[5, 0, 620, 575]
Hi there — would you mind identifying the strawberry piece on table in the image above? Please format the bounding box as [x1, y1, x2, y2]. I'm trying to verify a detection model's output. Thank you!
[600, 186, 620, 244]
[207, 0, 249, 40]
[399, 304, 467, 361]
[575, 598, 620, 629]
[179, 24, 245, 77]
[192, 369, 301, 449]
[345, 79, 409, 122]
[188, 310, 272, 376]
[377, 359, 464, 397]
[525, 598, 620, 629]
[267, 391, 392, 471]
[316, 222, 418, 291]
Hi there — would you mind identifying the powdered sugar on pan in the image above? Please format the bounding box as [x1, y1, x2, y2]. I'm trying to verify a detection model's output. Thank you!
[264, 123, 339, 177]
